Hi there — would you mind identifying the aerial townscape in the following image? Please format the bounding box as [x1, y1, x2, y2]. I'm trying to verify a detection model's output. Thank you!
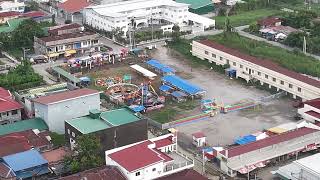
[0, 0, 320, 179]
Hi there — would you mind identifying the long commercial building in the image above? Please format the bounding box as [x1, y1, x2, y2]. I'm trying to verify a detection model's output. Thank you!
[191, 40, 320, 101]
[83, 0, 215, 35]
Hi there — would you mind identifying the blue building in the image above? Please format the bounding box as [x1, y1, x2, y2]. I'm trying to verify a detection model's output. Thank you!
[2, 150, 50, 179]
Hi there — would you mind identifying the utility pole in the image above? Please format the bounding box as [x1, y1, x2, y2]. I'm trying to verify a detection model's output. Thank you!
[202, 149, 205, 175]
[303, 36, 307, 54]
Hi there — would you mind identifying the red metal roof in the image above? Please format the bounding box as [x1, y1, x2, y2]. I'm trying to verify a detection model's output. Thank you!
[0, 163, 16, 180]
[257, 17, 281, 27]
[38, 31, 96, 42]
[305, 110, 320, 119]
[32, 88, 100, 105]
[0, 97, 23, 113]
[192, 132, 206, 138]
[0, 87, 11, 99]
[155, 149, 174, 162]
[154, 135, 173, 148]
[197, 40, 320, 89]
[108, 140, 163, 172]
[304, 98, 320, 109]
[59, 166, 126, 180]
[221, 127, 318, 158]
[48, 23, 82, 35]
[22, 11, 46, 18]
[58, 0, 91, 13]
[0, 11, 20, 18]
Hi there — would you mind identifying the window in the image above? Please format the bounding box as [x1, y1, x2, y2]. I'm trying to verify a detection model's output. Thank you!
[68, 129, 70, 134]
[240, 64, 243, 68]
[220, 57, 223, 61]
[152, 168, 156, 171]
[298, 87, 301, 92]
[136, 172, 140, 176]
[280, 80, 284, 85]
[205, 51, 209, 55]
[83, 41, 88, 46]
[12, 110, 18, 115]
[272, 77, 276, 82]
[72, 132, 75, 138]
[252, 70, 254, 74]
[212, 54, 216, 58]
[92, 39, 98, 44]
[258, 72, 261, 76]
[289, 84, 293, 88]
[265, 74, 268, 79]
[246, 67, 248, 71]
[233, 62, 236, 66]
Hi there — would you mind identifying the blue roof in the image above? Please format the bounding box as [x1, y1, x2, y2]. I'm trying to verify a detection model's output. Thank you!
[129, 105, 145, 112]
[162, 75, 205, 95]
[159, 85, 172, 92]
[171, 91, 187, 98]
[146, 59, 175, 74]
[235, 135, 256, 145]
[2, 150, 48, 172]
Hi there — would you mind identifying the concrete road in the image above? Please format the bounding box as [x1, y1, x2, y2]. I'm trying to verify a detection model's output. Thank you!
[32, 59, 64, 84]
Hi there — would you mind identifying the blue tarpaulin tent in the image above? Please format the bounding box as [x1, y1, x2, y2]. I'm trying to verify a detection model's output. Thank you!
[129, 105, 145, 112]
[147, 59, 175, 74]
[159, 85, 172, 92]
[162, 75, 205, 95]
[171, 91, 187, 98]
[235, 135, 256, 145]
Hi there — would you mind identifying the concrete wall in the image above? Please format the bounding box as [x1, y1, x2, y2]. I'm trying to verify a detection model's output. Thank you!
[191, 41, 320, 101]
[35, 93, 100, 134]
[298, 104, 320, 123]
[0, 109, 21, 125]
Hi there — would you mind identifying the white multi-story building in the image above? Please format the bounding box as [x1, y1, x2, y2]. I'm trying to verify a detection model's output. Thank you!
[33, 88, 101, 134]
[298, 98, 320, 123]
[83, 0, 215, 35]
[191, 40, 320, 101]
[0, 0, 25, 13]
[105, 133, 194, 180]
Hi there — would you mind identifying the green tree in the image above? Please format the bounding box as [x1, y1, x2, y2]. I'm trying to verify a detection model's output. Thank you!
[27, 1, 39, 11]
[284, 32, 306, 48]
[11, 19, 45, 48]
[249, 22, 260, 33]
[172, 24, 180, 42]
[64, 134, 103, 173]
[50, 132, 65, 147]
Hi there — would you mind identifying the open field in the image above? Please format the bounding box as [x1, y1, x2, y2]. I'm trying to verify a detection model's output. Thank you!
[150, 46, 296, 147]
[214, 9, 281, 29]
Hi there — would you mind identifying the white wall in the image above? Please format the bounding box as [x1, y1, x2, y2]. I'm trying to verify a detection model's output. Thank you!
[34, 93, 101, 134]
[191, 41, 320, 100]
[0, 1, 25, 13]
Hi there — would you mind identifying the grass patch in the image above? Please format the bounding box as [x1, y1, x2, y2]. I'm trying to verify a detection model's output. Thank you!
[6, 48, 23, 60]
[214, 9, 282, 29]
[208, 33, 320, 77]
[149, 107, 177, 124]
[50, 132, 65, 148]
[176, 100, 199, 110]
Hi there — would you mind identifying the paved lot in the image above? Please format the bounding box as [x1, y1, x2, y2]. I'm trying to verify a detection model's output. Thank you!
[150, 46, 296, 147]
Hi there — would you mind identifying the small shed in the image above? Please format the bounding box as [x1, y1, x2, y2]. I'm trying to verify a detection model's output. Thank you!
[192, 132, 206, 147]
[171, 91, 187, 103]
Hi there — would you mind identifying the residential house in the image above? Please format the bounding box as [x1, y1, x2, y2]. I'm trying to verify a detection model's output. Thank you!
[65, 108, 148, 151]
[298, 98, 320, 123]
[105, 133, 194, 180]
[41, 147, 70, 175]
[0, 87, 23, 125]
[33, 88, 101, 134]
[1, 150, 50, 179]
[33, 24, 100, 58]
[257, 17, 282, 28]
[0, 11, 19, 24]
[0, 0, 25, 13]
[57, 0, 92, 22]
[0, 117, 48, 136]
[191, 39, 320, 100]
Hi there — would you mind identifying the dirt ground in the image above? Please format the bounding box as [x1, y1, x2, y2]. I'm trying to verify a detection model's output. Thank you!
[150, 46, 297, 147]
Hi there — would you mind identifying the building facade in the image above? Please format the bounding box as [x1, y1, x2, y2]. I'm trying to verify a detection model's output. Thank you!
[33, 88, 101, 134]
[83, 0, 215, 35]
[191, 40, 320, 101]
[65, 108, 148, 152]
[298, 98, 320, 123]
[0, 0, 25, 13]
[105, 133, 194, 180]
[0, 87, 22, 125]
[34, 24, 100, 57]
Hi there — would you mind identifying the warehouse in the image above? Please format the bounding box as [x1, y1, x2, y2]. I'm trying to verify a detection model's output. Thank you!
[191, 39, 320, 100]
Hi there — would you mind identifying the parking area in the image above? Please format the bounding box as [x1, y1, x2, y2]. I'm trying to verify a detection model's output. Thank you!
[151, 46, 296, 146]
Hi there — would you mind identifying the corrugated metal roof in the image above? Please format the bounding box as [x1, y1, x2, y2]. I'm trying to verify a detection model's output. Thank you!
[175, 0, 212, 9]
[0, 118, 48, 136]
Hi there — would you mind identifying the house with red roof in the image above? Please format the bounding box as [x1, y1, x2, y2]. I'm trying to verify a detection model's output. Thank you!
[298, 98, 320, 123]
[0, 87, 22, 125]
[212, 124, 320, 177]
[257, 17, 282, 28]
[191, 40, 320, 101]
[57, 0, 91, 22]
[33, 88, 101, 134]
[105, 133, 194, 180]
[0, 11, 20, 24]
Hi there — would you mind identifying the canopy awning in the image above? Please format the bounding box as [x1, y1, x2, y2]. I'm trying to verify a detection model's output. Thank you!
[65, 49, 77, 54]
[48, 52, 59, 58]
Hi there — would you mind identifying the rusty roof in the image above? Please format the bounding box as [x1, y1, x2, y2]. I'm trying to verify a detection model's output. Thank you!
[38, 31, 97, 43]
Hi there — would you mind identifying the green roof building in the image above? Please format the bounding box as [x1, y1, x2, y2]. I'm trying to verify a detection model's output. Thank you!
[0, 118, 48, 136]
[176, 0, 214, 15]
[0, 18, 26, 33]
[65, 108, 148, 151]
